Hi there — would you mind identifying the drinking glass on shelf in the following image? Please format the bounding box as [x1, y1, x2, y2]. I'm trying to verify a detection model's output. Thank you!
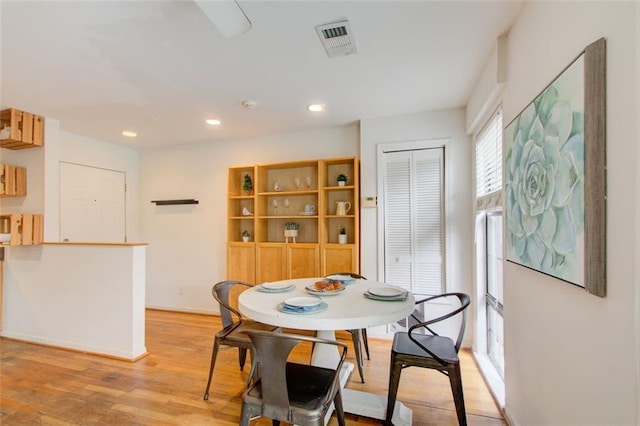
[272, 198, 279, 215]
[284, 198, 290, 214]
[294, 177, 301, 189]
[305, 176, 312, 188]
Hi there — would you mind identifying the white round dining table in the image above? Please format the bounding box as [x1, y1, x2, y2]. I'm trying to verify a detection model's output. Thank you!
[238, 277, 415, 425]
[238, 277, 415, 368]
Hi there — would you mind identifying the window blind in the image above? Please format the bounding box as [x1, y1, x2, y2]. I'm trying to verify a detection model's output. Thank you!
[475, 108, 503, 209]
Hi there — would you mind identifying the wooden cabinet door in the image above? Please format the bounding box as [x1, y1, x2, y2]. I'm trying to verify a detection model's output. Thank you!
[288, 244, 319, 279]
[257, 243, 287, 283]
[227, 243, 256, 284]
[322, 244, 357, 275]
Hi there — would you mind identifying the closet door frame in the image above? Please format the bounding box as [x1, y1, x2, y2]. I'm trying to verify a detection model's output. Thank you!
[376, 138, 449, 294]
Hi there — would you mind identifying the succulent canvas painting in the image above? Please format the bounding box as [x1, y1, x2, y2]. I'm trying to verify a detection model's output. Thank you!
[504, 55, 586, 287]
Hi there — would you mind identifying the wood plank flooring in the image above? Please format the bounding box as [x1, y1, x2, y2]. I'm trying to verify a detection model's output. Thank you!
[0, 309, 505, 425]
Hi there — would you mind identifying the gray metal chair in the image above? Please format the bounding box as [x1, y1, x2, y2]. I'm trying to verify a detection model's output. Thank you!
[326, 272, 369, 383]
[203, 281, 280, 401]
[240, 330, 347, 426]
[385, 292, 471, 426]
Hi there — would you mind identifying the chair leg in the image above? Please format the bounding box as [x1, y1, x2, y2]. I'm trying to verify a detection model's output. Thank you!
[448, 362, 467, 426]
[334, 388, 346, 426]
[385, 353, 402, 425]
[203, 338, 221, 400]
[239, 403, 253, 426]
[350, 329, 365, 383]
[246, 346, 258, 388]
[238, 347, 248, 370]
[362, 328, 370, 360]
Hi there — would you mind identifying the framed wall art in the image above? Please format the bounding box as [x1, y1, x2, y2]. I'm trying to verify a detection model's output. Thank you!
[504, 38, 606, 297]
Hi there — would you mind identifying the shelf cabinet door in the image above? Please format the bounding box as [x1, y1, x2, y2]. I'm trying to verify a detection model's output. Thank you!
[227, 243, 256, 284]
[322, 244, 358, 275]
[256, 243, 287, 283]
[288, 244, 319, 278]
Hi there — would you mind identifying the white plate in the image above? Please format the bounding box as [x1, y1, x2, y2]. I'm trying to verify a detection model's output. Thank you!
[258, 284, 295, 293]
[326, 274, 356, 282]
[368, 286, 405, 297]
[278, 301, 328, 315]
[299, 211, 317, 216]
[284, 296, 322, 308]
[261, 282, 294, 290]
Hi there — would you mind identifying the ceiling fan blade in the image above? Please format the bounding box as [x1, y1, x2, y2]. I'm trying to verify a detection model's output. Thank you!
[193, 0, 252, 38]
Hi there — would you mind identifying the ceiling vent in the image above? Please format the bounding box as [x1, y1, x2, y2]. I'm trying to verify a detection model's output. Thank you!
[315, 20, 358, 59]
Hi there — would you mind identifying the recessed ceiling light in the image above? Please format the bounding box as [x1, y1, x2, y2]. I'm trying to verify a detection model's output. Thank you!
[206, 119, 222, 126]
[122, 131, 137, 138]
[307, 104, 326, 112]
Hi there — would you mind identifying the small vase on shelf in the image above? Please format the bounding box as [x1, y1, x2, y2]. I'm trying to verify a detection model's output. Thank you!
[284, 222, 299, 243]
[338, 227, 347, 244]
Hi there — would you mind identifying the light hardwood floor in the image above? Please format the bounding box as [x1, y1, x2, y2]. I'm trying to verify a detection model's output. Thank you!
[0, 309, 505, 425]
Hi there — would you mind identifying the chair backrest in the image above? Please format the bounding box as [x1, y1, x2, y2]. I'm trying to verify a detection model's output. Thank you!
[326, 272, 367, 280]
[245, 330, 347, 421]
[410, 292, 471, 353]
[212, 280, 252, 329]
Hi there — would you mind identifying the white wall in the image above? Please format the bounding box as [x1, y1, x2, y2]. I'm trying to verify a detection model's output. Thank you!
[359, 109, 474, 341]
[139, 125, 358, 313]
[51, 131, 141, 241]
[635, 1, 640, 417]
[503, 2, 638, 425]
[0, 120, 139, 241]
[466, 35, 506, 135]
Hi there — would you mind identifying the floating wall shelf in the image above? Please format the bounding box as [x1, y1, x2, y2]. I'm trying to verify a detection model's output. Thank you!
[151, 199, 199, 205]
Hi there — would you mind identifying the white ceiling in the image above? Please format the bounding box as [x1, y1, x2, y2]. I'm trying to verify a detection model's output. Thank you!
[0, 0, 523, 150]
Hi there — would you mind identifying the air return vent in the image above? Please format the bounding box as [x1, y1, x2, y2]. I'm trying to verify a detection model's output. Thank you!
[315, 20, 357, 58]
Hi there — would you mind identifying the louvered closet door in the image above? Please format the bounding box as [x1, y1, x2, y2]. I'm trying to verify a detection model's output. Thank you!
[382, 148, 444, 296]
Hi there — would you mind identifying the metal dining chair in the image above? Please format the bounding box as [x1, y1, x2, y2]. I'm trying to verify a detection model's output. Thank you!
[203, 280, 281, 401]
[326, 272, 369, 383]
[240, 330, 347, 426]
[384, 292, 471, 426]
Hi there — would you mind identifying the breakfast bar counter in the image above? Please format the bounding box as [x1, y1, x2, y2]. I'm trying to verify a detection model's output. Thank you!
[1, 242, 147, 360]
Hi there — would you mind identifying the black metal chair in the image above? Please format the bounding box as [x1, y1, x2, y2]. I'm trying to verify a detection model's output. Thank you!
[326, 272, 370, 383]
[203, 281, 280, 401]
[385, 292, 471, 426]
[240, 330, 347, 426]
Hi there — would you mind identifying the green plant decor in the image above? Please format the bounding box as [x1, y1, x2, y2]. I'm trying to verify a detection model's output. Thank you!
[243, 174, 253, 192]
[338, 227, 346, 235]
[336, 174, 347, 183]
[284, 222, 300, 230]
[242, 230, 250, 237]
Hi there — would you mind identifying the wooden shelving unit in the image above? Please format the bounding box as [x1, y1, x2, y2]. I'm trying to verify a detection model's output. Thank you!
[0, 164, 27, 197]
[0, 214, 44, 246]
[227, 157, 360, 284]
[0, 108, 44, 150]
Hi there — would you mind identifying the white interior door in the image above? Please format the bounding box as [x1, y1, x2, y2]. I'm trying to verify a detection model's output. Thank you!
[59, 162, 126, 242]
[381, 147, 444, 296]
